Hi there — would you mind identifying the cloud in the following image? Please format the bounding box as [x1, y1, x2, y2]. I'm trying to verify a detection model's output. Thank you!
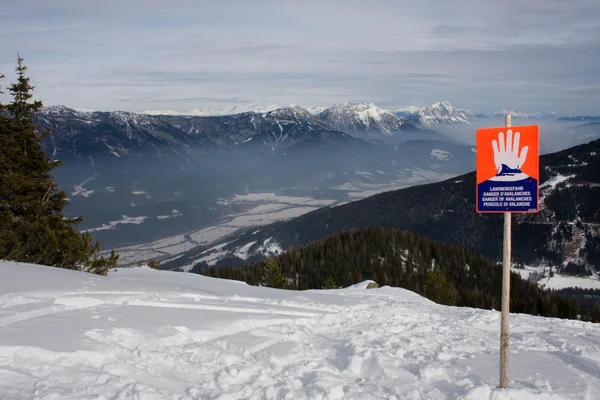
[1, 0, 599, 114]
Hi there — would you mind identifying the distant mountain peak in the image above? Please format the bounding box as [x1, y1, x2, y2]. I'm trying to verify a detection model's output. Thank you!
[327, 102, 392, 117]
[431, 101, 455, 110]
[401, 101, 472, 126]
[319, 102, 397, 129]
[315, 102, 445, 143]
[264, 105, 313, 119]
[142, 109, 185, 116]
[41, 105, 86, 116]
[497, 109, 557, 119]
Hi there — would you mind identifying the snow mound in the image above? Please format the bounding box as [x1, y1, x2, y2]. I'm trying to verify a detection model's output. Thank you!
[1, 261, 599, 399]
[347, 279, 379, 289]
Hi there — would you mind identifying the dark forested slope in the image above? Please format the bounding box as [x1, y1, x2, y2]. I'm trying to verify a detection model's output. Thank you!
[204, 139, 600, 274]
[197, 227, 591, 321]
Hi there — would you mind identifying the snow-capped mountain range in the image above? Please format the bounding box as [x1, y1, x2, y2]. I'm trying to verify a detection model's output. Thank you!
[141, 101, 467, 126]
[39, 100, 581, 163]
[142, 104, 327, 117]
[36, 105, 365, 160]
[137, 101, 564, 127]
[36, 102, 445, 161]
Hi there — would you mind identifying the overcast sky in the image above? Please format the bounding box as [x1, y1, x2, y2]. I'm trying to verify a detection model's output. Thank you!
[1, 0, 599, 114]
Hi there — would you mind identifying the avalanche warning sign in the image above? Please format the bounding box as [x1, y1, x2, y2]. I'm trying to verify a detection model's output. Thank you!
[476, 125, 539, 213]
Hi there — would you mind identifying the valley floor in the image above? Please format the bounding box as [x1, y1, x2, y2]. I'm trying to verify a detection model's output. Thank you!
[107, 192, 337, 266]
[103, 168, 456, 267]
[513, 266, 600, 290]
[1, 262, 600, 399]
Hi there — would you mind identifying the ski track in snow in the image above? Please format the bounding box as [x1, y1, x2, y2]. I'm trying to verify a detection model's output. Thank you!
[1, 263, 600, 399]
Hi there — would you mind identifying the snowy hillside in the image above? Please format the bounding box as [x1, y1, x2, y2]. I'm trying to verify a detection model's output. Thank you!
[1, 262, 600, 399]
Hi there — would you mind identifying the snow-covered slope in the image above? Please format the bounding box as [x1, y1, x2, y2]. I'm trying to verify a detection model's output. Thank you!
[1, 261, 599, 399]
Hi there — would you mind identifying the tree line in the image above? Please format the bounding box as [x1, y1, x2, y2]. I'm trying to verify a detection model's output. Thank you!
[196, 226, 599, 322]
[0, 55, 118, 274]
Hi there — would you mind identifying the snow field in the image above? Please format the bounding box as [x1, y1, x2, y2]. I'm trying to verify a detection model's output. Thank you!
[1, 262, 599, 399]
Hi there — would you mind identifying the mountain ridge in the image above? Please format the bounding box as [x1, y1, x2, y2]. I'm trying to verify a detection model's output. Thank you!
[36, 104, 370, 160]
[50, 101, 580, 126]
[36, 103, 454, 160]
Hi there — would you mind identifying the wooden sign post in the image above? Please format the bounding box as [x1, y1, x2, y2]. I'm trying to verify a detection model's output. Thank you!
[475, 115, 539, 388]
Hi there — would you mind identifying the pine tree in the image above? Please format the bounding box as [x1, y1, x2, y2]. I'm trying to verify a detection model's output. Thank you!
[261, 258, 287, 289]
[0, 72, 5, 110]
[148, 258, 160, 270]
[423, 265, 458, 306]
[0, 55, 118, 275]
[7, 55, 44, 131]
[322, 275, 337, 289]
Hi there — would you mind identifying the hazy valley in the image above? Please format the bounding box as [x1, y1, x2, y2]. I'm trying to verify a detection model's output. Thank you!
[36, 102, 600, 276]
